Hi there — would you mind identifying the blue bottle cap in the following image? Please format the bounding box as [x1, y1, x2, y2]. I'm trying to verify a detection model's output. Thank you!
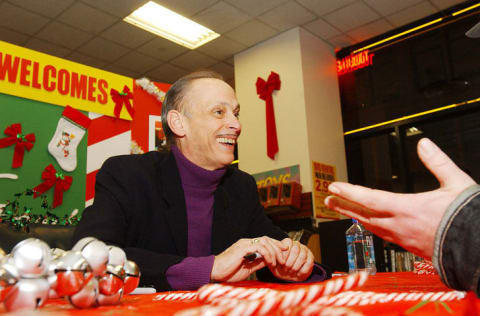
[352, 219, 359, 224]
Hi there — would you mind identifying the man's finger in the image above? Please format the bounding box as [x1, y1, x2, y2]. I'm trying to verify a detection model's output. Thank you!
[324, 195, 382, 222]
[327, 182, 400, 214]
[417, 138, 475, 189]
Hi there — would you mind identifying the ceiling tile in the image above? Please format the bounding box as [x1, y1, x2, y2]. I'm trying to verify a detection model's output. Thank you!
[197, 36, 247, 61]
[79, 0, 147, 18]
[327, 34, 356, 49]
[65, 51, 108, 69]
[102, 64, 141, 78]
[296, 0, 356, 16]
[169, 51, 218, 71]
[36, 21, 92, 50]
[7, 0, 74, 18]
[386, 2, 437, 27]
[146, 63, 190, 84]
[136, 37, 188, 61]
[346, 19, 394, 42]
[430, 0, 466, 10]
[363, 0, 424, 16]
[257, 1, 316, 31]
[303, 18, 341, 40]
[24, 38, 71, 58]
[0, 2, 49, 35]
[57, 2, 117, 34]
[153, 0, 218, 18]
[225, 0, 289, 17]
[78, 37, 130, 62]
[208, 62, 234, 81]
[323, 2, 380, 32]
[192, 2, 250, 34]
[0, 26, 30, 46]
[224, 20, 277, 46]
[113, 51, 161, 73]
[100, 21, 156, 49]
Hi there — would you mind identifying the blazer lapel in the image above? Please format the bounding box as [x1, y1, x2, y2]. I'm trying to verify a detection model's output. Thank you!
[158, 152, 188, 256]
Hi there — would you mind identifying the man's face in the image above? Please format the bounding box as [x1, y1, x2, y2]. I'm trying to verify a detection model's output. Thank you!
[179, 78, 241, 170]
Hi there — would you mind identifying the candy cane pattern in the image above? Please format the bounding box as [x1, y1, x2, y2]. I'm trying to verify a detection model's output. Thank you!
[153, 292, 198, 301]
[413, 261, 437, 275]
[310, 290, 465, 307]
[183, 273, 369, 316]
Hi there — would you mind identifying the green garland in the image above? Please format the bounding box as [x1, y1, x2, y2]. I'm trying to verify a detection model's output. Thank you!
[0, 188, 81, 230]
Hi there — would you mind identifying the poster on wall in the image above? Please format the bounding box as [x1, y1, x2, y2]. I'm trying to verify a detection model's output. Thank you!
[0, 40, 134, 120]
[252, 165, 300, 188]
[0, 39, 132, 226]
[311, 161, 340, 220]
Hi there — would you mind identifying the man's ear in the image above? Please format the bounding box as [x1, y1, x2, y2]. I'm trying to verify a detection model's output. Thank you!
[167, 110, 186, 137]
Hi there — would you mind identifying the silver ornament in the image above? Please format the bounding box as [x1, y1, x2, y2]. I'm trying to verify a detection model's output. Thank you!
[107, 246, 126, 267]
[50, 250, 91, 297]
[97, 288, 123, 306]
[11, 238, 51, 278]
[0, 261, 19, 302]
[123, 260, 140, 295]
[3, 278, 50, 311]
[72, 237, 108, 276]
[67, 276, 99, 309]
[99, 264, 125, 296]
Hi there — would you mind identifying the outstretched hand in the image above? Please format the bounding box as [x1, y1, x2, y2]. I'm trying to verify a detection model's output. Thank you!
[324, 138, 476, 259]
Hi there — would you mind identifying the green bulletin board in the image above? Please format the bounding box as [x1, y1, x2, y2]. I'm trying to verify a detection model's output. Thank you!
[0, 93, 87, 219]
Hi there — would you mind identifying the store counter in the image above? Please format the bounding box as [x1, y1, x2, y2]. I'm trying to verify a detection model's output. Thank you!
[3, 272, 478, 315]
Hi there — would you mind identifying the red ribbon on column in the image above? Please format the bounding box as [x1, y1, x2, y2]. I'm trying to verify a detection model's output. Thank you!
[33, 164, 73, 209]
[0, 123, 35, 168]
[256, 71, 281, 160]
[110, 85, 135, 119]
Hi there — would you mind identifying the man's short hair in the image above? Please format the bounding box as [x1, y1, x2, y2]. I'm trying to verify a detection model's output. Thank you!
[161, 70, 224, 148]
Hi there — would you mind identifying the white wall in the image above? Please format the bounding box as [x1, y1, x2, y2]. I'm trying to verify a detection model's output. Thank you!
[235, 27, 347, 192]
[299, 28, 347, 183]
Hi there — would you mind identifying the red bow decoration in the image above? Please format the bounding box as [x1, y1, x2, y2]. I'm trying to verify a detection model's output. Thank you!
[33, 164, 73, 209]
[110, 85, 134, 119]
[256, 72, 281, 160]
[0, 123, 35, 168]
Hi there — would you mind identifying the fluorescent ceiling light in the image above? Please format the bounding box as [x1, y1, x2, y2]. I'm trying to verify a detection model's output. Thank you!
[124, 1, 220, 49]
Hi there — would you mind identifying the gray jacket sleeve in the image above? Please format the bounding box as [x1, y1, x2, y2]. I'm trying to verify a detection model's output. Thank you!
[433, 184, 480, 296]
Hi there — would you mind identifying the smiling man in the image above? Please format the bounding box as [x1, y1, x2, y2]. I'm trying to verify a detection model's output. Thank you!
[72, 71, 330, 292]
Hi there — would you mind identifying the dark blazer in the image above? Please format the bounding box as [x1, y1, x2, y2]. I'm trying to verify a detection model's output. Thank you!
[72, 151, 287, 291]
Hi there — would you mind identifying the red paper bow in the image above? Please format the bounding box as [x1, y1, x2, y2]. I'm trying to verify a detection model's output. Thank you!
[110, 85, 135, 119]
[0, 123, 35, 168]
[256, 72, 281, 160]
[33, 164, 73, 209]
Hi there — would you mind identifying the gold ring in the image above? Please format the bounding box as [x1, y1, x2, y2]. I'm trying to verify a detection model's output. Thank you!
[251, 238, 259, 244]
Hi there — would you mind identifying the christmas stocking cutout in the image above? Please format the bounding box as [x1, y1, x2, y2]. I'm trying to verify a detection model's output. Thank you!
[48, 106, 91, 172]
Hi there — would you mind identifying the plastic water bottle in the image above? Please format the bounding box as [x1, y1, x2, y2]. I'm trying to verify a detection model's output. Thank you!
[345, 219, 376, 275]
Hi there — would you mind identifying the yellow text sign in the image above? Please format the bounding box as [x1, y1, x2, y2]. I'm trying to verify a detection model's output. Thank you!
[0, 40, 133, 120]
[312, 161, 340, 219]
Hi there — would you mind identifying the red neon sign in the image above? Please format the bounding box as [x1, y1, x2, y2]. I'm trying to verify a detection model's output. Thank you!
[336, 50, 374, 75]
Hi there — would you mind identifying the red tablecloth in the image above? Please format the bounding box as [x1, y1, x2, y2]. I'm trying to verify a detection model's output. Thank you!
[2, 272, 479, 315]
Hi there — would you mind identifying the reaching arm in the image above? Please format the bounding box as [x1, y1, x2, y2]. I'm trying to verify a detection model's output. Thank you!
[325, 138, 480, 294]
[324, 138, 475, 259]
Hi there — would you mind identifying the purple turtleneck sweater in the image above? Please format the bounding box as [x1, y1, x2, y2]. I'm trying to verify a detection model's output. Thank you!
[165, 146, 225, 290]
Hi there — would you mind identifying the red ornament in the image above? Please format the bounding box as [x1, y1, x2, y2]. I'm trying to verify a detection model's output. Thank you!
[256, 72, 280, 160]
[0, 123, 35, 168]
[110, 85, 134, 119]
[33, 164, 73, 208]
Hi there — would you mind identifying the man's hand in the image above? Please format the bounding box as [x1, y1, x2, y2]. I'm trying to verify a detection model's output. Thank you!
[324, 138, 476, 259]
[211, 236, 287, 283]
[268, 238, 314, 282]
